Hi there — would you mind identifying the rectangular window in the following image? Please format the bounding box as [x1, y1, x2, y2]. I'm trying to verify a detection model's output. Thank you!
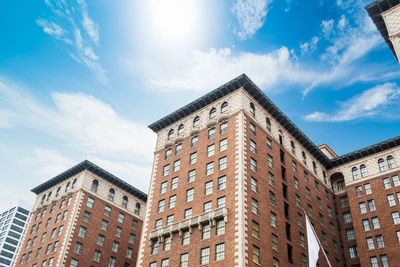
[100, 220, 108, 231]
[307, 204, 313, 217]
[219, 138, 227, 152]
[294, 177, 299, 190]
[151, 240, 159, 255]
[158, 199, 165, 213]
[268, 172, 274, 186]
[184, 208, 192, 219]
[250, 140, 257, 153]
[393, 212, 400, 224]
[270, 191, 276, 206]
[251, 177, 258, 192]
[208, 127, 216, 139]
[271, 212, 277, 227]
[74, 242, 83, 255]
[304, 171, 309, 183]
[252, 245, 260, 264]
[298, 213, 303, 227]
[175, 143, 182, 155]
[368, 199, 376, 211]
[393, 175, 400, 186]
[129, 233, 136, 244]
[252, 221, 259, 238]
[217, 196, 226, 208]
[202, 224, 211, 240]
[317, 197, 322, 209]
[306, 187, 311, 199]
[371, 217, 380, 229]
[155, 219, 162, 229]
[78, 226, 86, 238]
[299, 232, 305, 247]
[346, 229, 355, 240]
[250, 123, 256, 135]
[396, 230, 400, 243]
[191, 136, 198, 147]
[186, 188, 194, 202]
[371, 256, 378, 267]
[388, 194, 396, 206]
[163, 236, 171, 251]
[207, 144, 215, 157]
[364, 183, 372, 194]
[348, 246, 358, 258]
[359, 202, 367, 214]
[180, 253, 189, 267]
[97, 234, 105, 246]
[169, 195, 176, 209]
[166, 215, 174, 225]
[343, 212, 352, 223]
[250, 158, 257, 172]
[216, 219, 225, 235]
[252, 198, 259, 215]
[292, 161, 298, 173]
[218, 175, 226, 190]
[205, 181, 213, 195]
[190, 152, 197, 165]
[200, 247, 210, 265]
[215, 243, 225, 261]
[376, 235, 384, 248]
[296, 194, 301, 207]
[171, 177, 178, 190]
[163, 165, 170, 176]
[272, 234, 278, 251]
[182, 231, 190, 246]
[203, 201, 212, 213]
[173, 160, 180, 172]
[206, 162, 214, 176]
[188, 169, 196, 183]
[220, 122, 227, 134]
[362, 219, 371, 231]
[118, 213, 125, 223]
[267, 154, 273, 168]
[160, 181, 168, 194]
[86, 197, 94, 208]
[380, 255, 389, 267]
[126, 248, 133, 259]
[383, 178, 391, 189]
[267, 137, 272, 149]
[104, 206, 111, 216]
[366, 237, 374, 250]
[165, 148, 172, 160]
[219, 156, 227, 170]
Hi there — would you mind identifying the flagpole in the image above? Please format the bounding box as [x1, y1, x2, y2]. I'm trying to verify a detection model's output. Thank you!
[304, 210, 332, 267]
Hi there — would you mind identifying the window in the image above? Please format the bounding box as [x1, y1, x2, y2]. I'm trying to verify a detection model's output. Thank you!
[126, 248, 133, 259]
[207, 144, 215, 157]
[158, 200, 165, 213]
[218, 175, 226, 190]
[129, 233, 135, 244]
[169, 195, 176, 209]
[359, 202, 367, 214]
[221, 101, 228, 113]
[304, 171, 309, 183]
[371, 217, 380, 229]
[392, 212, 400, 224]
[108, 189, 115, 201]
[252, 221, 259, 238]
[397, 230, 400, 243]
[356, 186, 363, 197]
[380, 255, 389, 267]
[307, 204, 313, 217]
[186, 188, 194, 202]
[364, 183, 372, 195]
[359, 164, 367, 178]
[252, 198, 259, 215]
[163, 236, 171, 251]
[383, 177, 391, 189]
[376, 235, 384, 248]
[319, 213, 324, 226]
[216, 219, 225, 235]
[97, 234, 105, 246]
[366, 237, 375, 250]
[306, 187, 311, 199]
[188, 169, 196, 183]
[378, 158, 386, 172]
[268, 172, 274, 186]
[215, 243, 225, 261]
[352, 167, 359, 180]
[175, 143, 182, 155]
[86, 197, 94, 208]
[74, 242, 83, 255]
[184, 208, 192, 219]
[267, 154, 273, 168]
[178, 124, 184, 135]
[121, 196, 128, 208]
[82, 211, 91, 223]
[160, 181, 167, 194]
[165, 148, 172, 160]
[292, 161, 298, 173]
[52, 241, 58, 252]
[219, 156, 227, 170]
[251, 177, 258, 192]
[155, 219, 162, 229]
[104, 206, 112, 216]
[250, 123, 256, 135]
[312, 161, 317, 175]
[270, 212, 277, 227]
[217, 196, 226, 208]
[206, 162, 214, 176]
[346, 229, 355, 240]
[173, 160, 180, 172]
[250, 102, 255, 117]
[191, 135, 198, 147]
[297, 213, 303, 227]
[163, 165, 170, 176]
[151, 240, 159, 255]
[193, 116, 200, 127]
[171, 177, 178, 190]
[182, 230, 190, 246]
[296, 194, 301, 207]
[161, 259, 169, 267]
[250, 158, 257, 172]
[252, 245, 260, 264]
[272, 233, 278, 251]
[203, 201, 212, 213]
[91, 180, 98, 192]
[219, 138, 227, 152]
[118, 213, 125, 223]
[202, 224, 211, 239]
[167, 129, 174, 140]
[166, 215, 174, 225]
[205, 181, 213, 195]
[70, 259, 79, 267]
[348, 246, 358, 258]
[180, 253, 189, 267]
[149, 263, 157, 267]
[299, 232, 305, 247]
[208, 127, 216, 139]
[387, 155, 395, 169]
[78, 226, 86, 238]
[220, 121, 227, 134]
[362, 219, 370, 231]
[101, 220, 109, 231]
[317, 197, 322, 209]
[371, 256, 379, 267]
[209, 107, 216, 119]
[388, 194, 396, 206]
[270, 191, 276, 206]
[368, 199, 376, 211]
[330, 222, 335, 235]
[250, 140, 256, 153]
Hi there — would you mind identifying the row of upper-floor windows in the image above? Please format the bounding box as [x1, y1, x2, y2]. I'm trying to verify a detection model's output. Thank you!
[351, 155, 396, 180]
[35, 196, 72, 221]
[166, 102, 229, 141]
[40, 179, 77, 205]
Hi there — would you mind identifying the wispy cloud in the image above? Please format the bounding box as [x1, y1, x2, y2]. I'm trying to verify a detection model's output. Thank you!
[36, 0, 107, 84]
[232, 0, 271, 39]
[305, 82, 400, 121]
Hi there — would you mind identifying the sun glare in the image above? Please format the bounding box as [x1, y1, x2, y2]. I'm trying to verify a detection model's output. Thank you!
[148, 0, 200, 43]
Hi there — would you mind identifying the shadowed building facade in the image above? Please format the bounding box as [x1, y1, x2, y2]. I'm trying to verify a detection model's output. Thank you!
[12, 160, 147, 267]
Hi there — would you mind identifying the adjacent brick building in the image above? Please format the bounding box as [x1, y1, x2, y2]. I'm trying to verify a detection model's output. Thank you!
[13, 160, 147, 267]
[138, 74, 400, 267]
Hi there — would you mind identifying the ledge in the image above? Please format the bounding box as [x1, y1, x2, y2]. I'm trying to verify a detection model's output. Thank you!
[149, 207, 228, 240]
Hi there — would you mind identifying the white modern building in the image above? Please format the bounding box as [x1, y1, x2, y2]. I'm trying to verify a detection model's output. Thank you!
[0, 200, 31, 267]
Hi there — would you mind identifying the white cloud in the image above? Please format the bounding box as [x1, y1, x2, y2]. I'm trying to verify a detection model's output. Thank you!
[337, 15, 347, 31]
[300, 37, 319, 55]
[321, 19, 334, 38]
[36, 19, 64, 37]
[81, 9, 99, 44]
[232, 0, 271, 39]
[84, 46, 98, 60]
[305, 83, 400, 121]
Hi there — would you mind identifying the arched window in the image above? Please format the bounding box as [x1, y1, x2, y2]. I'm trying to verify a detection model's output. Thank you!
[122, 196, 128, 208]
[108, 189, 115, 201]
[266, 117, 271, 131]
[46, 191, 52, 201]
[178, 124, 184, 135]
[290, 141, 295, 154]
[360, 164, 367, 178]
[221, 102, 228, 113]
[378, 158, 386, 172]
[168, 129, 174, 140]
[322, 171, 327, 184]
[91, 180, 99, 192]
[56, 187, 61, 197]
[312, 161, 317, 175]
[209, 107, 216, 119]
[250, 102, 255, 117]
[193, 116, 200, 127]
[72, 179, 77, 189]
[65, 182, 71, 192]
[387, 155, 395, 169]
[135, 203, 141, 214]
[352, 167, 359, 180]
[41, 194, 46, 204]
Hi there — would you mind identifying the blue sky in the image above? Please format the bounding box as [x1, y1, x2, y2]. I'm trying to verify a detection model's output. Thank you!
[1, 0, 400, 209]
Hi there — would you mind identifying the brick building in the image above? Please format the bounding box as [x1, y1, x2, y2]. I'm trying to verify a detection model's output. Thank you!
[13, 160, 147, 267]
[138, 74, 400, 267]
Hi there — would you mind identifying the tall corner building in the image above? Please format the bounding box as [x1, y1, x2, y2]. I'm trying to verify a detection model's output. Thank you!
[13, 160, 147, 267]
[138, 74, 400, 267]
[0, 200, 31, 267]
